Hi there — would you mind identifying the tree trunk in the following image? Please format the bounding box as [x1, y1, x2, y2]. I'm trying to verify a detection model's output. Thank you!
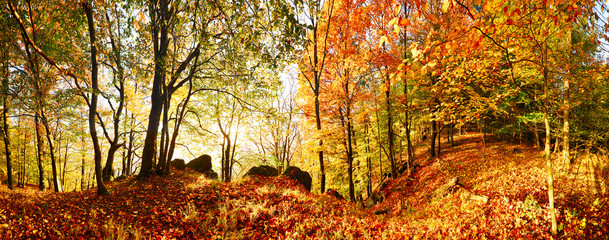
[304, 2, 336, 192]
[224, 138, 231, 182]
[450, 123, 455, 147]
[140, 0, 171, 177]
[1, 42, 13, 190]
[20, 124, 27, 188]
[385, 72, 397, 178]
[34, 116, 45, 191]
[102, 11, 126, 180]
[102, 145, 121, 181]
[532, 123, 541, 150]
[365, 120, 372, 198]
[41, 116, 60, 192]
[543, 41, 557, 235]
[81, 150, 85, 191]
[347, 117, 355, 203]
[157, 94, 170, 175]
[83, 2, 110, 195]
[429, 119, 437, 158]
[437, 122, 442, 157]
[404, 93, 413, 174]
[165, 82, 192, 172]
[126, 129, 134, 175]
[61, 138, 69, 190]
[22, 23, 44, 191]
[563, 31, 572, 168]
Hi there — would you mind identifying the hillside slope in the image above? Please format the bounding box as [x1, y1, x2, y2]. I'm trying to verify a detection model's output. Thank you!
[0, 134, 607, 239]
[369, 133, 608, 239]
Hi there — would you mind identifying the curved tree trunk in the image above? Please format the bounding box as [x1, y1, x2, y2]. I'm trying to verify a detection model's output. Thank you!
[83, 2, 109, 195]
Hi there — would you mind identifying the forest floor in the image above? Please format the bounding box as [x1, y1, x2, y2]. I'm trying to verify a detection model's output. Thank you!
[0, 133, 608, 239]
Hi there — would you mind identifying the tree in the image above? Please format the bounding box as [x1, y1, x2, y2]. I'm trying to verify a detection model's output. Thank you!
[1, 11, 14, 190]
[82, 1, 110, 195]
[445, 0, 602, 234]
[298, 0, 336, 193]
[8, 0, 113, 194]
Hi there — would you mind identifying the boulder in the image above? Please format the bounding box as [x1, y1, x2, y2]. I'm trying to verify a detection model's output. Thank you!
[202, 169, 218, 180]
[185, 155, 212, 173]
[324, 189, 344, 200]
[170, 159, 186, 170]
[281, 166, 312, 191]
[245, 165, 279, 177]
[114, 175, 128, 181]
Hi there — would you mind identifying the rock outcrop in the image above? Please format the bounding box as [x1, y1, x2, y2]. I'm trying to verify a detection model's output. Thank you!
[185, 155, 212, 173]
[170, 159, 186, 170]
[245, 165, 279, 177]
[282, 166, 312, 192]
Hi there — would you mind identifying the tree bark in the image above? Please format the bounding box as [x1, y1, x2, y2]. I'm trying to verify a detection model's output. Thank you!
[140, 0, 171, 177]
[429, 119, 437, 158]
[563, 30, 572, 168]
[126, 128, 134, 175]
[314, 78, 325, 192]
[437, 122, 442, 157]
[81, 149, 85, 190]
[40, 112, 60, 192]
[1, 41, 13, 190]
[101, 17, 126, 180]
[301, 0, 335, 193]
[543, 39, 557, 235]
[34, 116, 45, 190]
[83, 2, 110, 195]
[20, 122, 27, 188]
[365, 120, 372, 198]
[385, 71, 397, 178]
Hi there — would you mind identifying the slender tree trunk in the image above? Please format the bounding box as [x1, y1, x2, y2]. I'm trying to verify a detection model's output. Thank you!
[224, 138, 231, 182]
[429, 119, 437, 158]
[34, 116, 45, 190]
[437, 122, 442, 157]
[385, 72, 397, 178]
[543, 40, 557, 235]
[126, 129, 134, 175]
[157, 95, 170, 175]
[563, 32, 572, 168]
[102, 11, 126, 180]
[532, 123, 541, 150]
[404, 87, 413, 174]
[83, 2, 109, 195]
[81, 150, 85, 190]
[20, 124, 27, 188]
[40, 113, 61, 192]
[61, 138, 68, 189]
[339, 104, 356, 203]
[304, 1, 337, 192]
[165, 81, 192, 172]
[365, 120, 372, 198]
[22, 23, 44, 190]
[121, 149, 126, 176]
[1, 43, 13, 190]
[375, 108, 384, 179]
[347, 117, 355, 202]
